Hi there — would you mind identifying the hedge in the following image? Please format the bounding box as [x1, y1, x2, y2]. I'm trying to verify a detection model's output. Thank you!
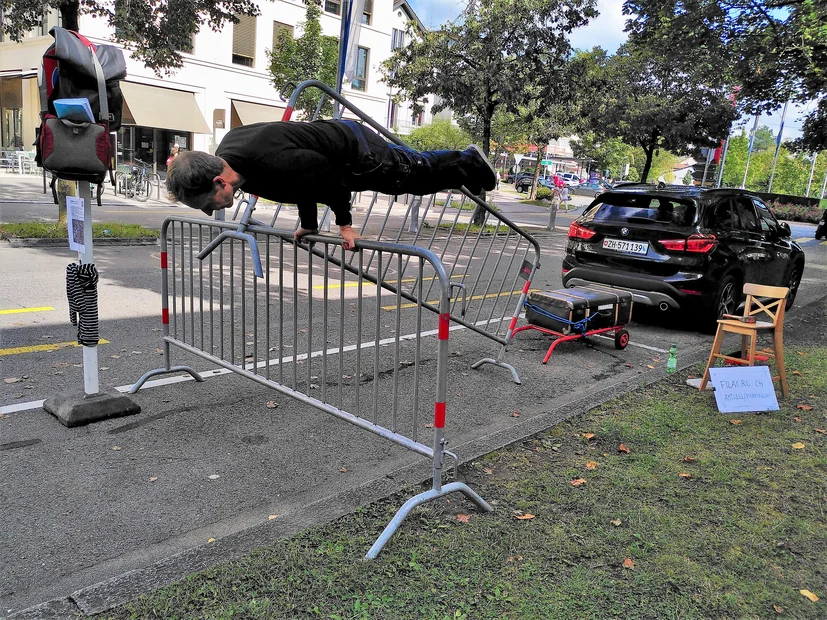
[769, 202, 824, 224]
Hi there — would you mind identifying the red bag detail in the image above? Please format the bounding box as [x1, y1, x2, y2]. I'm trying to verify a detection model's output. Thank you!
[40, 121, 55, 159]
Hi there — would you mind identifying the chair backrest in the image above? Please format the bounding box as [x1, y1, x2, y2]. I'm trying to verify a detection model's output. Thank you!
[742, 283, 788, 327]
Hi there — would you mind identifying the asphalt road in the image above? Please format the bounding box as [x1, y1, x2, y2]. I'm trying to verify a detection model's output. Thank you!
[1, 187, 826, 617]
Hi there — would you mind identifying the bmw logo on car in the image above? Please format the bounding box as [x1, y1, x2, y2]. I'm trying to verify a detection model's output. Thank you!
[621, 227, 629, 236]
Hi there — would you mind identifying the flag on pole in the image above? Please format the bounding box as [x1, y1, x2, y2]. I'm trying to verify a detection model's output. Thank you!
[340, 0, 366, 88]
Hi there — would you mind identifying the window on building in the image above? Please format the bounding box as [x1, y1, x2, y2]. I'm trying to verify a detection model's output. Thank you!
[351, 47, 368, 91]
[361, 0, 373, 25]
[324, 0, 342, 16]
[411, 110, 423, 127]
[232, 14, 256, 67]
[272, 21, 294, 49]
[391, 28, 405, 50]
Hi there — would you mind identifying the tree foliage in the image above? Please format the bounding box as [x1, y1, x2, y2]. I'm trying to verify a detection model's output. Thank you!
[267, 0, 338, 119]
[382, 0, 597, 158]
[1, 0, 261, 74]
[571, 44, 736, 182]
[623, 0, 827, 151]
[406, 119, 472, 152]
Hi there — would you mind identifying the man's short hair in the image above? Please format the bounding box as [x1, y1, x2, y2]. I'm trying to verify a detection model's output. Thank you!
[166, 151, 224, 203]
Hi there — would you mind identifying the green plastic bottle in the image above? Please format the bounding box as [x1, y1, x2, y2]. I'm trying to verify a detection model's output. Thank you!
[667, 345, 678, 373]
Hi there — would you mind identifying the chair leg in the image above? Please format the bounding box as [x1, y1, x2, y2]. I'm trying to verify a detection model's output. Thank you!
[774, 327, 789, 397]
[747, 333, 757, 366]
[741, 334, 748, 360]
[700, 327, 725, 391]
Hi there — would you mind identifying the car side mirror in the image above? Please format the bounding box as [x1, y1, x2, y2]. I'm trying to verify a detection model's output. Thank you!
[778, 222, 791, 238]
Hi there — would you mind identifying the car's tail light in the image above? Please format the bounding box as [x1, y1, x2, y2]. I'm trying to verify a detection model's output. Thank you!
[568, 222, 596, 240]
[561, 268, 570, 274]
[685, 234, 717, 253]
[659, 234, 717, 254]
[659, 239, 687, 251]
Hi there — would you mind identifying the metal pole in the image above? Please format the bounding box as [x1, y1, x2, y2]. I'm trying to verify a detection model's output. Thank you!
[716, 136, 730, 188]
[78, 181, 100, 395]
[806, 153, 817, 197]
[742, 114, 760, 189]
[767, 100, 788, 193]
[820, 167, 827, 200]
[335, 0, 351, 97]
[700, 147, 712, 187]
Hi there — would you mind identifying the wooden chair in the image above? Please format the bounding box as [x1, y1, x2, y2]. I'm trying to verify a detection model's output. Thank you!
[700, 283, 789, 396]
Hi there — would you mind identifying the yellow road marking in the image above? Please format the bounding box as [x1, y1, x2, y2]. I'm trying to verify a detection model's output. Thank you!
[794, 237, 812, 243]
[313, 274, 466, 290]
[383, 289, 539, 311]
[822, 241, 827, 246]
[0, 339, 110, 357]
[0, 306, 54, 315]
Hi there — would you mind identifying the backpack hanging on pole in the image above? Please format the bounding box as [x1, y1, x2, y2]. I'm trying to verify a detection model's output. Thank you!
[35, 27, 127, 184]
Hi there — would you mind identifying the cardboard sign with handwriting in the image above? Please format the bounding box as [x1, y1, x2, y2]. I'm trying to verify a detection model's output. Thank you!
[708, 366, 779, 413]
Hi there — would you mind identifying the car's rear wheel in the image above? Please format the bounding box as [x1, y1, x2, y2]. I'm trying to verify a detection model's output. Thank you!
[785, 263, 802, 310]
[705, 273, 740, 329]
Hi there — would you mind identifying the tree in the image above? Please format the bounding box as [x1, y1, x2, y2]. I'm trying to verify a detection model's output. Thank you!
[570, 134, 636, 179]
[382, 0, 597, 160]
[1, 0, 261, 74]
[406, 119, 473, 152]
[267, 0, 338, 119]
[572, 44, 736, 182]
[623, 0, 827, 151]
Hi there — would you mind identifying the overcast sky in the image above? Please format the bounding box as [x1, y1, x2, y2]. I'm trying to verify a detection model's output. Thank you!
[405, 0, 808, 142]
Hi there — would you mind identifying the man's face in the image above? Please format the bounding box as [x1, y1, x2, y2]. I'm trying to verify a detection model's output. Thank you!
[185, 177, 235, 215]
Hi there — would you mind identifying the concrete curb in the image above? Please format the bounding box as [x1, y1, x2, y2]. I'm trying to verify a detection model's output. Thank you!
[5, 344, 712, 619]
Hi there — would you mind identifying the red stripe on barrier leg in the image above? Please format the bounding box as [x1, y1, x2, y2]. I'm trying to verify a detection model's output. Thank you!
[434, 402, 446, 428]
[522, 280, 531, 294]
[439, 313, 450, 340]
[281, 107, 294, 121]
[160, 252, 167, 269]
[508, 315, 519, 331]
[162, 308, 169, 324]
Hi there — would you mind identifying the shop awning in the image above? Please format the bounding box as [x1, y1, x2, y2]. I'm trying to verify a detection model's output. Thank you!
[231, 100, 287, 125]
[120, 81, 212, 134]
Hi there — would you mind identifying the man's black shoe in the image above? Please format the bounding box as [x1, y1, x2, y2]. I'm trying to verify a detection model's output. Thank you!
[464, 144, 496, 192]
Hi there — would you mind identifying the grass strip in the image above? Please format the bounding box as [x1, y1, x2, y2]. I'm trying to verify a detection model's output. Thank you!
[0, 222, 159, 239]
[103, 350, 826, 620]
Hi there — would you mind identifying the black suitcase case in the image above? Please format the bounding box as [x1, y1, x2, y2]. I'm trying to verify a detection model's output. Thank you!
[525, 286, 633, 335]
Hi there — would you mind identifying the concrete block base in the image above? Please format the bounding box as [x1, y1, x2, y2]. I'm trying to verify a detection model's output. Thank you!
[43, 388, 141, 428]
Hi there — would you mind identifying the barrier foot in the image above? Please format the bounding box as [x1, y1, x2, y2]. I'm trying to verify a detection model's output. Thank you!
[365, 481, 493, 560]
[470, 358, 521, 385]
[129, 365, 204, 394]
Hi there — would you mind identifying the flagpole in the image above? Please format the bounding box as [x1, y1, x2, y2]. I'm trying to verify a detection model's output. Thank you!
[334, 0, 352, 119]
[820, 169, 827, 200]
[716, 136, 730, 188]
[806, 153, 817, 197]
[741, 114, 760, 189]
[767, 101, 788, 193]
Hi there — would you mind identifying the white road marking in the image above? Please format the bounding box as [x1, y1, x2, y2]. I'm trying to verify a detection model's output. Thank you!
[593, 334, 669, 353]
[0, 316, 508, 415]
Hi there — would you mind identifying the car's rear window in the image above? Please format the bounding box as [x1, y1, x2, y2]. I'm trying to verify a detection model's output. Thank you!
[583, 194, 696, 227]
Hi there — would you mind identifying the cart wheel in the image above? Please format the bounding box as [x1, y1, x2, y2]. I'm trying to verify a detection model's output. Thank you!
[615, 329, 630, 350]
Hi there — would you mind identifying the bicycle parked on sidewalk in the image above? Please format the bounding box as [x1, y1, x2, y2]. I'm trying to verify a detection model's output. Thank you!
[116, 158, 152, 202]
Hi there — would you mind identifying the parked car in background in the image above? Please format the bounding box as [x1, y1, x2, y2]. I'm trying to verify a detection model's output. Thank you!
[560, 173, 581, 186]
[569, 180, 612, 198]
[516, 175, 555, 193]
[561, 186, 805, 328]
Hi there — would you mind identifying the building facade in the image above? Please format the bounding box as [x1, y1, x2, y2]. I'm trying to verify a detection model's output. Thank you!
[0, 0, 432, 174]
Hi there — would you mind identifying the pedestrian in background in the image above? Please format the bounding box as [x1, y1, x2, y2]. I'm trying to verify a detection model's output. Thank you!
[495, 170, 501, 190]
[166, 144, 180, 168]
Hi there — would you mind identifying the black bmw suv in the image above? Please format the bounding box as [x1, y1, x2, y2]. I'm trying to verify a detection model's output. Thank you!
[562, 186, 805, 326]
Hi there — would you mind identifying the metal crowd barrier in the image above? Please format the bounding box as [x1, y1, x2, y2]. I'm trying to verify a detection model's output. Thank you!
[207, 80, 542, 383]
[131, 217, 492, 557]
